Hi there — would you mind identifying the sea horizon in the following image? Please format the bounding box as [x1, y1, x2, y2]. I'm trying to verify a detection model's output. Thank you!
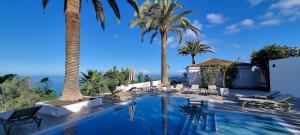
[25, 73, 184, 96]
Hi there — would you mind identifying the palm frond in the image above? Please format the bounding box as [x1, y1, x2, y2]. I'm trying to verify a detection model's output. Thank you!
[108, 0, 121, 22]
[64, 0, 67, 12]
[92, 0, 105, 30]
[177, 10, 195, 18]
[42, 0, 49, 13]
[150, 32, 159, 44]
[127, 0, 140, 17]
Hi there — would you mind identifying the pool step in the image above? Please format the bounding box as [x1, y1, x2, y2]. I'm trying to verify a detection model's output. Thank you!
[205, 113, 216, 132]
[180, 113, 216, 135]
[180, 115, 193, 135]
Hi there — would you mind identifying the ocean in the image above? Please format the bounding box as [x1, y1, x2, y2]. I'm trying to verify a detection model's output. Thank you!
[29, 74, 182, 97]
[29, 75, 64, 96]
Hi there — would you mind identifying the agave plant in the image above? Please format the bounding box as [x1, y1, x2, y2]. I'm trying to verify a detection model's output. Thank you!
[42, 0, 139, 101]
[178, 40, 213, 64]
[130, 0, 200, 86]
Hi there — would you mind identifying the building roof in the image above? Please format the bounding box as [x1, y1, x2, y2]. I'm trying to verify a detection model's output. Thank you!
[187, 58, 251, 68]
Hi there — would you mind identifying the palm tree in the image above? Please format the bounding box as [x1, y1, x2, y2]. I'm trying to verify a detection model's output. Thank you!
[42, 0, 139, 101]
[178, 40, 213, 64]
[80, 70, 109, 96]
[130, 0, 200, 87]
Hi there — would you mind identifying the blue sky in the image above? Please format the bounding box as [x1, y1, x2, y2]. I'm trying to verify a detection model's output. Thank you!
[0, 0, 299, 76]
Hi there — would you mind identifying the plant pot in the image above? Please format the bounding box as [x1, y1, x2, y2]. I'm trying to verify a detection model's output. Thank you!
[218, 88, 229, 96]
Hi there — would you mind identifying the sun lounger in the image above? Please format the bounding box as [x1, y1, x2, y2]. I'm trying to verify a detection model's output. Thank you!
[235, 91, 280, 100]
[167, 84, 184, 93]
[104, 89, 122, 102]
[208, 85, 218, 95]
[182, 85, 199, 94]
[0, 106, 42, 134]
[238, 94, 294, 111]
[127, 87, 137, 96]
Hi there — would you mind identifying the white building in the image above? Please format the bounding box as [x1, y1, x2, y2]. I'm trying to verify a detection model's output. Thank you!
[186, 58, 266, 89]
[270, 57, 300, 98]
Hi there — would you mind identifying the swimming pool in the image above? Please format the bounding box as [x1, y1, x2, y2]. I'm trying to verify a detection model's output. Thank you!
[39, 95, 294, 135]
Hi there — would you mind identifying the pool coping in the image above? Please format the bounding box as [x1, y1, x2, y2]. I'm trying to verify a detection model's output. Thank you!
[31, 97, 141, 135]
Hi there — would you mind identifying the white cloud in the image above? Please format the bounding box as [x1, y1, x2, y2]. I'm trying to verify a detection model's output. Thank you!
[167, 36, 179, 48]
[140, 69, 150, 74]
[167, 36, 175, 44]
[241, 19, 255, 27]
[206, 13, 224, 24]
[112, 34, 119, 39]
[261, 19, 281, 26]
[225, 18, 255, 34]
[248, 0, 266, 6]
[186, 20, 203, 38]
[225, 24, 240, 34]
[232, 44, 241, 48]
[271, 0, 300, 9]
[260, 0, 300, 25]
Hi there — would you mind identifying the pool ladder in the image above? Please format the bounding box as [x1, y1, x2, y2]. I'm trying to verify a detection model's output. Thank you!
[180, 113, 216, 135]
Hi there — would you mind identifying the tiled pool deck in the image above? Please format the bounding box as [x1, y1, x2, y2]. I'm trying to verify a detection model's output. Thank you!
[1, 89, 300, 135]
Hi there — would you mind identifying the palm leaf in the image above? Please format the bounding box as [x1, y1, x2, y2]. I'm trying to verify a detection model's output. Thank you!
[108, 0, 121, 22]
[127, 0, 140, 17]
[150, 32, 159, 44]
[42, 0, 49, 13]
[92, 0, 105, 30]
[177, 10, 195, 18]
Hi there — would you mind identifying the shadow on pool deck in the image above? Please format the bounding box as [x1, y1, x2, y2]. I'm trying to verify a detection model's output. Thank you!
[1, 89, 300, 135]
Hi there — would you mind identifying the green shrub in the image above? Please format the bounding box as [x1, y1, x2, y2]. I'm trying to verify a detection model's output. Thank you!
[0, 76, 56, 112]
[200, 64, 238, 88]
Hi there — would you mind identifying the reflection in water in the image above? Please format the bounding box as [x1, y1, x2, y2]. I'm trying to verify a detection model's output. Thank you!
[179, 100, 206, 123]
[162, 95, 168, 135]
[63, 122, 78, 135]
[128, 102, 136, 122]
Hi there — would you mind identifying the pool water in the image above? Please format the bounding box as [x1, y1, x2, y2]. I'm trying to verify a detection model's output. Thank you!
[41, 95, 293, 135]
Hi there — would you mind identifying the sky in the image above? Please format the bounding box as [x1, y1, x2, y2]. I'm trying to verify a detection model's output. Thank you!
[0, 0, 300, 76]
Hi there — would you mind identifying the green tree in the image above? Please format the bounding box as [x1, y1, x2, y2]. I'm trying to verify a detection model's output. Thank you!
[0, 76, 55, 111]
[80, 70, 109, 96]
[144, 75, 152, 82]
[137, 72, 144, 83]
[178, 40, 213, 64]
[42, 0, 139, 101]
[130, 0, 200, 86]
[251, 44, 300, 90]
[39, 77, 51, 90]
[105, 66, 121, 92]
[0, 74, 17, 84]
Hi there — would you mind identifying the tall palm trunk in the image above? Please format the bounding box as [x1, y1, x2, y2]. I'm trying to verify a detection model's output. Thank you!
[191, 55, 196, 64]
[60, 0, 83, 101]
[161, 31, 169, 87]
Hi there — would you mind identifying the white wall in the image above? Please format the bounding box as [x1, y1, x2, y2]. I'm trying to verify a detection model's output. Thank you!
[186, 65, 266, 88]
[270, 57, 300, 98]
[118, 80, 161, 91]
[234, 66, 266, 88]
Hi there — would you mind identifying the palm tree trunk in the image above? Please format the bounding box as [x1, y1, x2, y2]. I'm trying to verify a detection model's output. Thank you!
[60, 0, 83, 101]
[161, 31, 169, 87]
[192, 55, 196, 64]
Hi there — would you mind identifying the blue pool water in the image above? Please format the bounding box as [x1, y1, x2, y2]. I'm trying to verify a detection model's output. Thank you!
[41, 95, 293, 135]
